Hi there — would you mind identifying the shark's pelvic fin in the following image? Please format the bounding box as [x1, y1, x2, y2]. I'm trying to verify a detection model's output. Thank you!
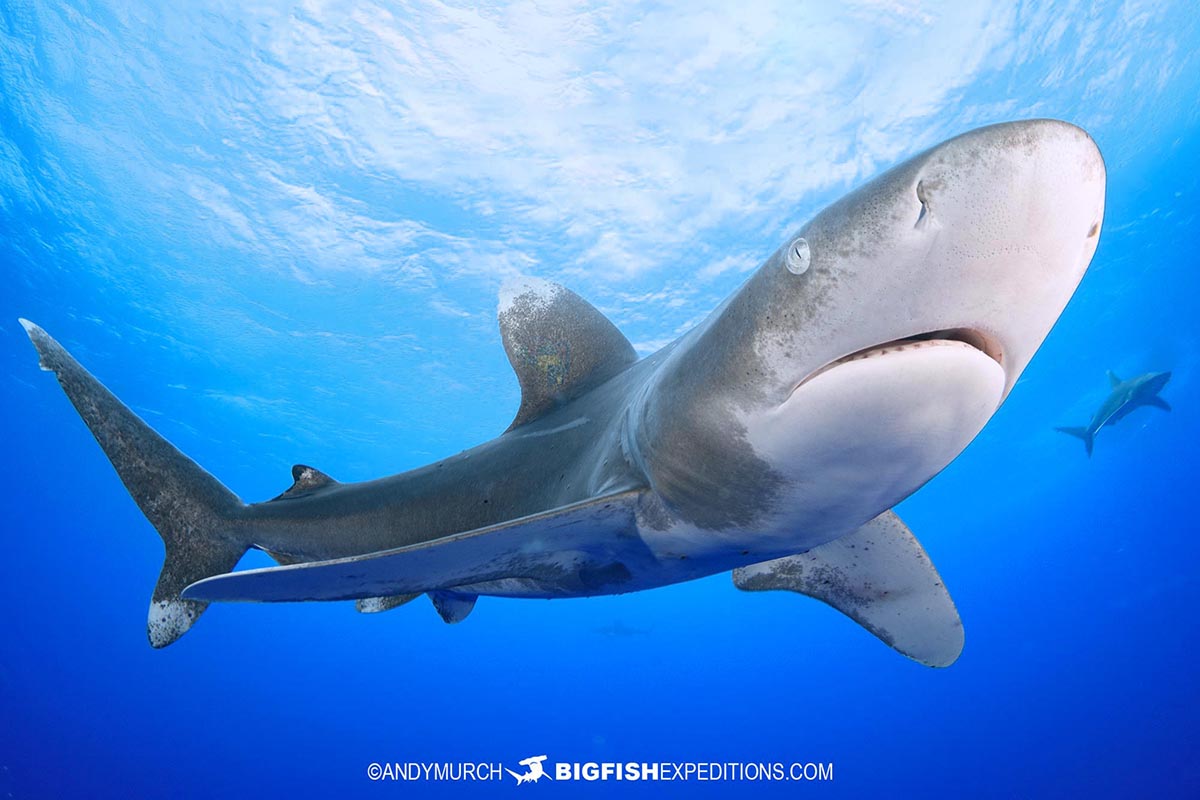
[183, 489, 646, 603]
[1107, 370, 1122, 388]
[1055, 425, 1094, 457]
[356, 594, 421, 614]
[19, 320, 250, 648]
[498, 278, 637, 429]
[733, 511, 964, 668]
[429, 591, 477, 623]
[272, 463, 338, 500]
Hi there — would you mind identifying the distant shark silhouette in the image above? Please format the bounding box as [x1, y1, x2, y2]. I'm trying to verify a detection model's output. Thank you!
[1057, 370, 1171, 456]
[593, 620, 650, 638]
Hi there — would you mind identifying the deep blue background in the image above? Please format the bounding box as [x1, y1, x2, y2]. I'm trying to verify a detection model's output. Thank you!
[3, 2, 1199, 798]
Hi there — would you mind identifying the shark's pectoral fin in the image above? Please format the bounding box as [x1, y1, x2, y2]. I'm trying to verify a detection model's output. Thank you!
[355, 594, 421, 614]
[733, 511, 963, 668]
[498, 278, 637, 430]
[1147, 396, 1171, 412]
[429, 591, 477, 623]
[182, 490, 647, 603]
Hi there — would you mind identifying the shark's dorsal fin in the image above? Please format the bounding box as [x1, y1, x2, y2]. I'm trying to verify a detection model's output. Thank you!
[274, 464, 337, 500]
[1107, 370, 1122, 388]
[498, 278, 637, 429]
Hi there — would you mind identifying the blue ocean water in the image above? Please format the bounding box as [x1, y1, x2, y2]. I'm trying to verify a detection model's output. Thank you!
[2, 2, 1198, 797]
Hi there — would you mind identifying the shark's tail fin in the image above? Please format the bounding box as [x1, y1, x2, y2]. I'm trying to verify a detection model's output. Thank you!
[20, 320, 250, 647]
[1055, 425, 1094, 457]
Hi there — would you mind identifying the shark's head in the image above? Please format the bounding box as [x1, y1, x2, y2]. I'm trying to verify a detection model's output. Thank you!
[640, 120, 1105, 545]
[739, 118, 1105, 404]
[1136, 371, 1172, 394]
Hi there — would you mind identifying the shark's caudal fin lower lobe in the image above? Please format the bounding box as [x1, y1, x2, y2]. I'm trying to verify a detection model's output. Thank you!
[1055, 425, 1094, 457]
[20, 320, 249, 648]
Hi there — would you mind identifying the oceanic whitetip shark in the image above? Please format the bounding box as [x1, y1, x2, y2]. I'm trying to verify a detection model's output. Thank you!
[21, 120, 1106, 667]
[1056, 370, 1171, 456]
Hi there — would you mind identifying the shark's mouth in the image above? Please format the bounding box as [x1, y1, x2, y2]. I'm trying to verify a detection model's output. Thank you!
[795, 328, 1004, 391]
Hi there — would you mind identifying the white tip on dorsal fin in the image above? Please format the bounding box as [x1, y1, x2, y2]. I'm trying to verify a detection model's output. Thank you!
[733, 511, 964, 668]
[497, 276, 637, 429]
[274, 464, 338, 500]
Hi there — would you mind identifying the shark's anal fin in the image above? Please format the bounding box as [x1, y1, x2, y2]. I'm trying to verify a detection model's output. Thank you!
[733, 511, 963, 668]
[498, 278, 637, 430]
[356, 594, 420, 614]
[429, 591, 477, 623]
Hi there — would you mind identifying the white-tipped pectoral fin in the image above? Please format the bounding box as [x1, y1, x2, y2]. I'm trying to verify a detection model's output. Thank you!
[733, 511, 963, 668]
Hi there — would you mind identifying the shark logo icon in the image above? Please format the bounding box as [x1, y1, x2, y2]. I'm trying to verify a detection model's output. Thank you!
[507, 755, 552, 784]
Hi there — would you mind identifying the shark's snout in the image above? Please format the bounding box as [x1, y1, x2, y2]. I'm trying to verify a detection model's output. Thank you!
[899, 119, 1106, 395]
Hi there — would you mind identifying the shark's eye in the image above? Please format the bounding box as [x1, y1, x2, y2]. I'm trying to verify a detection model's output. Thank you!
[785, 237, 811, 275]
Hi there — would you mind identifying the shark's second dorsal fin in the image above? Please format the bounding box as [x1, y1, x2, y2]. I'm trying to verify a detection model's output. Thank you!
[498, 278, 637, 429]
[1107, 370, 1122, 388]
[273, 464, 338, 500]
